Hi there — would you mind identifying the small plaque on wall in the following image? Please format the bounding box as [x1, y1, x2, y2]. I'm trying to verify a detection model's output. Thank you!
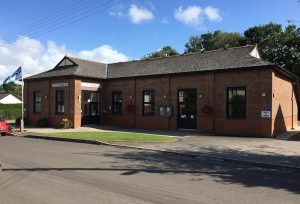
[160, 106, 172, 117]
[52, 83, 68, 88]
[261, 111, 271, 118]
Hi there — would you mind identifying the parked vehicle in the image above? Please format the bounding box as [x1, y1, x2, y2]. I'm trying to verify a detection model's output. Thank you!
[0, 116, 9, 136]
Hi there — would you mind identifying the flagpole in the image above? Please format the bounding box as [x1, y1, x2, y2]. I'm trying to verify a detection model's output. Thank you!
[21, 65, 24, 132]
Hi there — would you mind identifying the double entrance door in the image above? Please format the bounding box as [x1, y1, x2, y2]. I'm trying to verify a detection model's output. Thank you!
[177, 89, 197, 129]
[81, 91, 100, 125]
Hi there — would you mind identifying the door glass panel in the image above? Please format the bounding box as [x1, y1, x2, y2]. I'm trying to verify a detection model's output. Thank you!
[91, 104, 98, 116]
[83, 92, 99, 102]
[84, 104, 90, 116]
[179, 91, 184, 102]
[178, 89, 197, 129]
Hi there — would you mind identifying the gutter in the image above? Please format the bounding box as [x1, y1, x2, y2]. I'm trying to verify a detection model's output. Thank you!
[273, 65, 299, 83]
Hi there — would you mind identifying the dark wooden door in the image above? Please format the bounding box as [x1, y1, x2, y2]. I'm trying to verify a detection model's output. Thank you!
[177, 89, 197, 129]
[81, 91, 100, 125]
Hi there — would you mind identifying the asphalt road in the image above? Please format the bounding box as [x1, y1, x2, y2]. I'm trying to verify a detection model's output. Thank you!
[0, 137, 300, 204]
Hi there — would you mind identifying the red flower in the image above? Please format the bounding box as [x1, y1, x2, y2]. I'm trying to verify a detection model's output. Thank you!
[201, 105, 213, 115]
[124, 105, 134, 113]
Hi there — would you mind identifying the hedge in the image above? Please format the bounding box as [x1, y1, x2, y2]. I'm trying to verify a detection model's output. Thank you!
[0, 104, 22, 120]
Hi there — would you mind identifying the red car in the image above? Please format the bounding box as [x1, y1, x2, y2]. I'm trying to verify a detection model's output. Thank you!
[0, 116, 9, 136]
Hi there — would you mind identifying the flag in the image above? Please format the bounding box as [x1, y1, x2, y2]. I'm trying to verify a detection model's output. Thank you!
[10, 66, 22, 81]
[3, 66, 22, 84]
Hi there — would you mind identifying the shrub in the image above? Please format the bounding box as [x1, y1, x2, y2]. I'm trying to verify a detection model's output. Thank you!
[60, 118, 73, 129]
[36, 118, 49, 127]
[0, 104, 21, 120]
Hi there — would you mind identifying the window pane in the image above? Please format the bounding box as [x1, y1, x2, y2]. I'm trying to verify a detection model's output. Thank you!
[144, 104, 152, 114]
[179, 91, 184, 102]
[227, 88, 246, 118]
[35, 103, 41, 113]
[228, 103, 246, 118]
[113, 92, 122, 103]
[83, 92, 98, 102]
[112, 92, 122, 114]
[229, 89, 245, 103]
[33, 91, 41, 113]
[143, 90, 155, 115]
[36, 92, 41, 102]
[144, 94, 150, 103]
[56, 91, 65, 114]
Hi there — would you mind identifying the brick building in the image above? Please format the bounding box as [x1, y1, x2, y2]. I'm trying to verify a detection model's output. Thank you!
[24, 45, 298, 137]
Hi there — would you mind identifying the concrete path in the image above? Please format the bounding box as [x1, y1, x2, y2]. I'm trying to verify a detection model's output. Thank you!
[111, 135, 300, 168]
[112, 135, 300, 169]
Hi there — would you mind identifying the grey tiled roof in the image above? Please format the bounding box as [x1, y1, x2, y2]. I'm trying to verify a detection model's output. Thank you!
[0, 92, 21, 100]
[107, 45, 273, 79]
[25, 45, 274, 80]
[0, 93, 10, 100]
[26, 56, 107, 80]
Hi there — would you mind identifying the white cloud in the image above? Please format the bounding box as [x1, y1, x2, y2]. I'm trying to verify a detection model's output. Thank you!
[128, 4, 154, 24]
[0, 37, 128, 82]
[204, 6, 222, 22]
[174, 5, 222, 29]
[78, 45, 128, 63]
[174, 6, 204, 28]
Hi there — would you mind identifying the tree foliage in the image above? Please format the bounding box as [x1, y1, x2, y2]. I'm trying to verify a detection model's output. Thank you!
[143, 46, 179, 59]
[244, 23, 300, 76]
[0, 82, 22, 98]
[184, 31, 247, 53]
[184, 23, 300, 76]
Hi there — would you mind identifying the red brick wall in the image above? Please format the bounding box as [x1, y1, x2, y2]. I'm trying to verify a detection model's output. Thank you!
[101, 78, 136, 128]
[213, 68, 273, 137]
[25, 78, 74, 127]
[25, 66, 297, 137]
[101, 68, 292, 137]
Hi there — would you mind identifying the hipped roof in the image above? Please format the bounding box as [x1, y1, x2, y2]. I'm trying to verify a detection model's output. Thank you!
[25, 45, 296, 81]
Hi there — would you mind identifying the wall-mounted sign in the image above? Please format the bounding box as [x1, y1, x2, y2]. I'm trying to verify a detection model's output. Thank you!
[264, 104, 272, 111]
[52, 83, 68, 88]
[81, 82, 101, 91]
[160, 106, 172, 117]
[261, 111, 271, 118]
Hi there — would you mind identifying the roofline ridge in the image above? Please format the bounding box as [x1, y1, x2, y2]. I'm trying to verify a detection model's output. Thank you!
[109, 45, 256, 65]
[66, 55, 108, 65]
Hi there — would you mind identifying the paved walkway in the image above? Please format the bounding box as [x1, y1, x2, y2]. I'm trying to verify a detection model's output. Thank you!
[20, 125, 300, 169]
[112, 135, 300, 168]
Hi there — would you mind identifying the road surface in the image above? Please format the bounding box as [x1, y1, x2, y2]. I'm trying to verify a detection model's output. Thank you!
[0, 137, 300, 204]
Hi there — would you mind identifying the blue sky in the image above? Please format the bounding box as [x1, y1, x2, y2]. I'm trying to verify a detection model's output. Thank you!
[0, 0, 300, 80]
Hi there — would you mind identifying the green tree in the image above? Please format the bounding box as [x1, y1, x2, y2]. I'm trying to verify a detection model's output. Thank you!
[244, 23, 300, 76]
[184, 31, 247, 53]
[143, 46, 179, 59]
[0, 82, 22, 98]
[184, 23, 300, 76]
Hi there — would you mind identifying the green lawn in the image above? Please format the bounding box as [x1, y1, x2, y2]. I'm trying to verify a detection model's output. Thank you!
[34, 131, 177, 142]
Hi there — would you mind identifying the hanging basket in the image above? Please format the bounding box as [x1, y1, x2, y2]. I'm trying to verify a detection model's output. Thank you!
[201, 105, 213, 115]
[124, 105, 134, 113]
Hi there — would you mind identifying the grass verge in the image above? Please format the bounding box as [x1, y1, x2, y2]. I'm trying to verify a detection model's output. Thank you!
[33, 131, 177, 142]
